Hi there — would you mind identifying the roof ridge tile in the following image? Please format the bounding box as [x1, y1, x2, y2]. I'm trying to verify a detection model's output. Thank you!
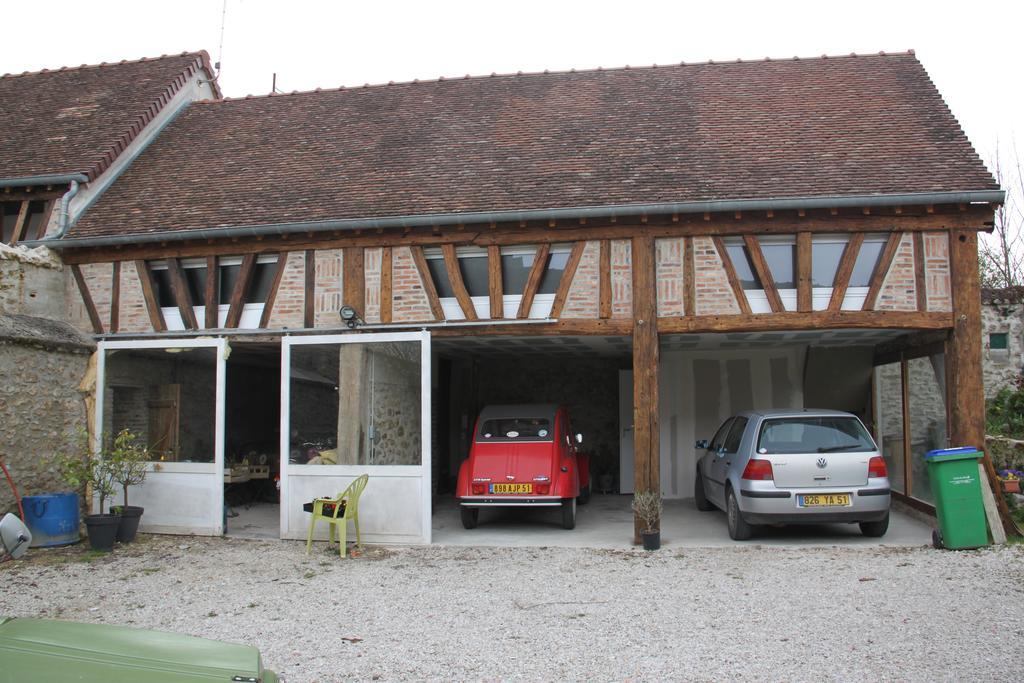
[1, 51, 210, 80]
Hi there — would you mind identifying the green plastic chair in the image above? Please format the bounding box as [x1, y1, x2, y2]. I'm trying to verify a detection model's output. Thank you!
[304, 474, 369, 558]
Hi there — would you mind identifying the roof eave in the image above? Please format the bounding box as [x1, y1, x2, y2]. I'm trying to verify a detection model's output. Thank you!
[0, 173, 89, 189]
[28, 189, 1005, 250]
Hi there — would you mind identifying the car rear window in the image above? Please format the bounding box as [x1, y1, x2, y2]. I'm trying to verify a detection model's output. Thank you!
[757, 416, 875, 454]
[478, 418, 553, 442]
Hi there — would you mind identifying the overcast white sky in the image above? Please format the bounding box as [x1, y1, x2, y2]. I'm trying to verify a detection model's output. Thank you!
[5, 0, 1022, 175]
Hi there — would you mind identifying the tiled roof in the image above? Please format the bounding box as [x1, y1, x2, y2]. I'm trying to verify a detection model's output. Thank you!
[982, 286, 1024, 304]
[0, 52, 216, 182]
[70, 51, 997, 240]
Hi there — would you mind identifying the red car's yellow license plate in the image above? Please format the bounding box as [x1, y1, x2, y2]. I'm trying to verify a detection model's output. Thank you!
[798, 493, 851, 507]
[490, 483, 533, 494]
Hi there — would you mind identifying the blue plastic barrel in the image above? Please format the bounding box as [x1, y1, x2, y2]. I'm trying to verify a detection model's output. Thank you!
[22, 493, 81, 547]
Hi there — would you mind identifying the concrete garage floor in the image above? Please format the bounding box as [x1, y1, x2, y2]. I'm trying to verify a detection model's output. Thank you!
[432, 494, 935, 548]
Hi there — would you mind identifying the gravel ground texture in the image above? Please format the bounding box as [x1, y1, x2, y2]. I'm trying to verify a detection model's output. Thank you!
[1, 535, 1022, 682]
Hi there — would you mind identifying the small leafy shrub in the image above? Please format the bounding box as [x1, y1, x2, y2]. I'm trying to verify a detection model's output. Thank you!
[986, 374, 1024, 438]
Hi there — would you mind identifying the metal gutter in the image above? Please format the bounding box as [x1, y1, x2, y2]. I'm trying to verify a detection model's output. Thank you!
[24, 189, 1006, 249]
[0, 173, 88, 189]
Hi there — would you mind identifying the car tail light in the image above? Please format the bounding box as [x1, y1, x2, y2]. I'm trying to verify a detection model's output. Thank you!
[536, 484, 549, 495]
[471, 484, 485, 495]
[868, 456, 888, 478]
[741, 459, 774, 481]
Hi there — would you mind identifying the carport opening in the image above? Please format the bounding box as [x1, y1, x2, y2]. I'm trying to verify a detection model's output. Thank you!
[432, 328, 939, 546]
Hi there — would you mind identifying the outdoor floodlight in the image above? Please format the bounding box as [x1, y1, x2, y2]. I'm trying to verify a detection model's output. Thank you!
[339, 305, 364, 329]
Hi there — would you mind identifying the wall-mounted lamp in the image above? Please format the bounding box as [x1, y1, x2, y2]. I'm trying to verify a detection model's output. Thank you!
[339, 305, 364, 329]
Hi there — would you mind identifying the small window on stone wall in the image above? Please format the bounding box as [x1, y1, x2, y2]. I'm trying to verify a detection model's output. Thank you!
[990, 332, 1009, 350]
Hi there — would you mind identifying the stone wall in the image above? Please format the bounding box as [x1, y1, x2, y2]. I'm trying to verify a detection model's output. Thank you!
[981, 297, 1023, 398]
[0, 244, 66, 320]
[266, 251, 306, 329]
[0, 316, 94, 516]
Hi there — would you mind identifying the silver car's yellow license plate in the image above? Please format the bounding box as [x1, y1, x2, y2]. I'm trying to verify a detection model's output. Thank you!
[797, 493, 851, 507]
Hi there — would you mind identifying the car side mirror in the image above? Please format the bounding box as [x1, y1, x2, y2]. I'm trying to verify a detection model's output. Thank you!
[575, 433, 583, 445]
[695, 439, 709, 450]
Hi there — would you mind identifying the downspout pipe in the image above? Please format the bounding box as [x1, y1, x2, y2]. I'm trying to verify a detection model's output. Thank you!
[0, 173, 89, 242]
[22, 189, 1005, 249]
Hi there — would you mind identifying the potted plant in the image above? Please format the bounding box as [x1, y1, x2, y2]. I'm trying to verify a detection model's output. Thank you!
[632, 490, 663, 550]
[55, 433, 119, 552]
[107, 429, 150, 543]
[998, 468, 1022, 494]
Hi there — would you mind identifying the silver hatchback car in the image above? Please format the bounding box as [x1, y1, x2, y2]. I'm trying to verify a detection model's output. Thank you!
[694, 409, 891, 540]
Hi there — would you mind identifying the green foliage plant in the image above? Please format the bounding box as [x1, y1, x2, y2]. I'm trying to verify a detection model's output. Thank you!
[106, 429, 150, 509]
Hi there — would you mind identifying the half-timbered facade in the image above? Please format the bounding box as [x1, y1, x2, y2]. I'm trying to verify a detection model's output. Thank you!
[6, 50, 1015, 541]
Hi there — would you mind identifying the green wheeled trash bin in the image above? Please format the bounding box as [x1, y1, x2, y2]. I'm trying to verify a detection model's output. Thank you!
[925, 447, 989, 550]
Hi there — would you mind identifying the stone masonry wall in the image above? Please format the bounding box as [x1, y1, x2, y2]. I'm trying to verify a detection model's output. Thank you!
[923, 232, 952, 312]
[876, 233, 917, 311]
[266, 251, 305, 329]
[610, 239, 633, 318]
[314, 249, 343, 328]
[982, 301, 1024, 398]
[0, 341, 91, 516]
[655, 238, 685, 317]
[0, 245, 66, 321]
[561, 240, 600, 318]
[693, 236, 740, 315]
[391, 247, 435, 322]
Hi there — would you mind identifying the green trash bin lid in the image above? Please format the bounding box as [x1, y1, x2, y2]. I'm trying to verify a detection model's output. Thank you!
[925, 447, 981, 462]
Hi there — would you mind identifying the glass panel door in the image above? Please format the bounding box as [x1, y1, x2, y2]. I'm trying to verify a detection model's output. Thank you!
[96, 338, 227, 535]
[280, 331, 431, 544]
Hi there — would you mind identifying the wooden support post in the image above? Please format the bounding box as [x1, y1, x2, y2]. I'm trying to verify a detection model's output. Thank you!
[743, 235, 784, 313]
[205, 256, 218, 328]
[712, 236, 752, 315]
[631, 235, 660, 543]
[109, 261, 121, 333]
[550, 242, 586, 319]
[225, 254, 255, 329]
[134, 260, 166, 332]
[303, 250, 316, 328]
[10, 201, 29, 245]
[70, 264, 104, 334]
[947, 229, 1019, 538]
[380, 246, 393, 324]
[442, 244, 477, 320]
[683, 236, 695, 317]
[862, 232, 903, 311]
[796, 231, 812, 312]
[913, 232, 927, 312]
[343, 247, 366, 317]
[259, 254, 289, 328]
[166, 258, 198, 329]
[410, 246, 444, 321]
[599, 239, 612, 319]
[828, 233, 863, 312]
[487, 245, 502, 320]
[517, 243, 550, 319]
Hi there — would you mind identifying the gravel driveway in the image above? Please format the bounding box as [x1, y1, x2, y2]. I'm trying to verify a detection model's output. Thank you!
[2, 536, 1022, 682]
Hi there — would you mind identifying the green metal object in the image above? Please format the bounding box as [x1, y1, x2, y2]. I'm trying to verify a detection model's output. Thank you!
[0, 617, 278, 682]
[925, 448, 990, 550]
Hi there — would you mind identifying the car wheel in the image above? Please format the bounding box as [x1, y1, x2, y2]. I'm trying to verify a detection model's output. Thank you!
[726, 487, 753, 541]
[460, 507, 479, 529]
[561, 497, 576, 530]
[694, 469, 714, 511]
[859, 513, 890, 538]
[577, 484, 591, 505]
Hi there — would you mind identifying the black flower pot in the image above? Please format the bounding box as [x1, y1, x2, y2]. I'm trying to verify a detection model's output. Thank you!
[112, 506, 144, 543]
[641, 531, 661, 551]
[84, 513, 121, 552]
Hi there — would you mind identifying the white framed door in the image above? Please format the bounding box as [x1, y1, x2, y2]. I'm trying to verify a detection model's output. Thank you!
[96, 337, 228, 536]
[280, 330, 432, 544]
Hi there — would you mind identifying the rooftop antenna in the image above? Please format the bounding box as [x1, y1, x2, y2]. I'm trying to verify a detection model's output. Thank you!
[215, 0, 227, 75]
[272, 73, 282, 94]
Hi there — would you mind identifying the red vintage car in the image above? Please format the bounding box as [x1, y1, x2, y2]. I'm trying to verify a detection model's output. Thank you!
[456, 404, 590, 530]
